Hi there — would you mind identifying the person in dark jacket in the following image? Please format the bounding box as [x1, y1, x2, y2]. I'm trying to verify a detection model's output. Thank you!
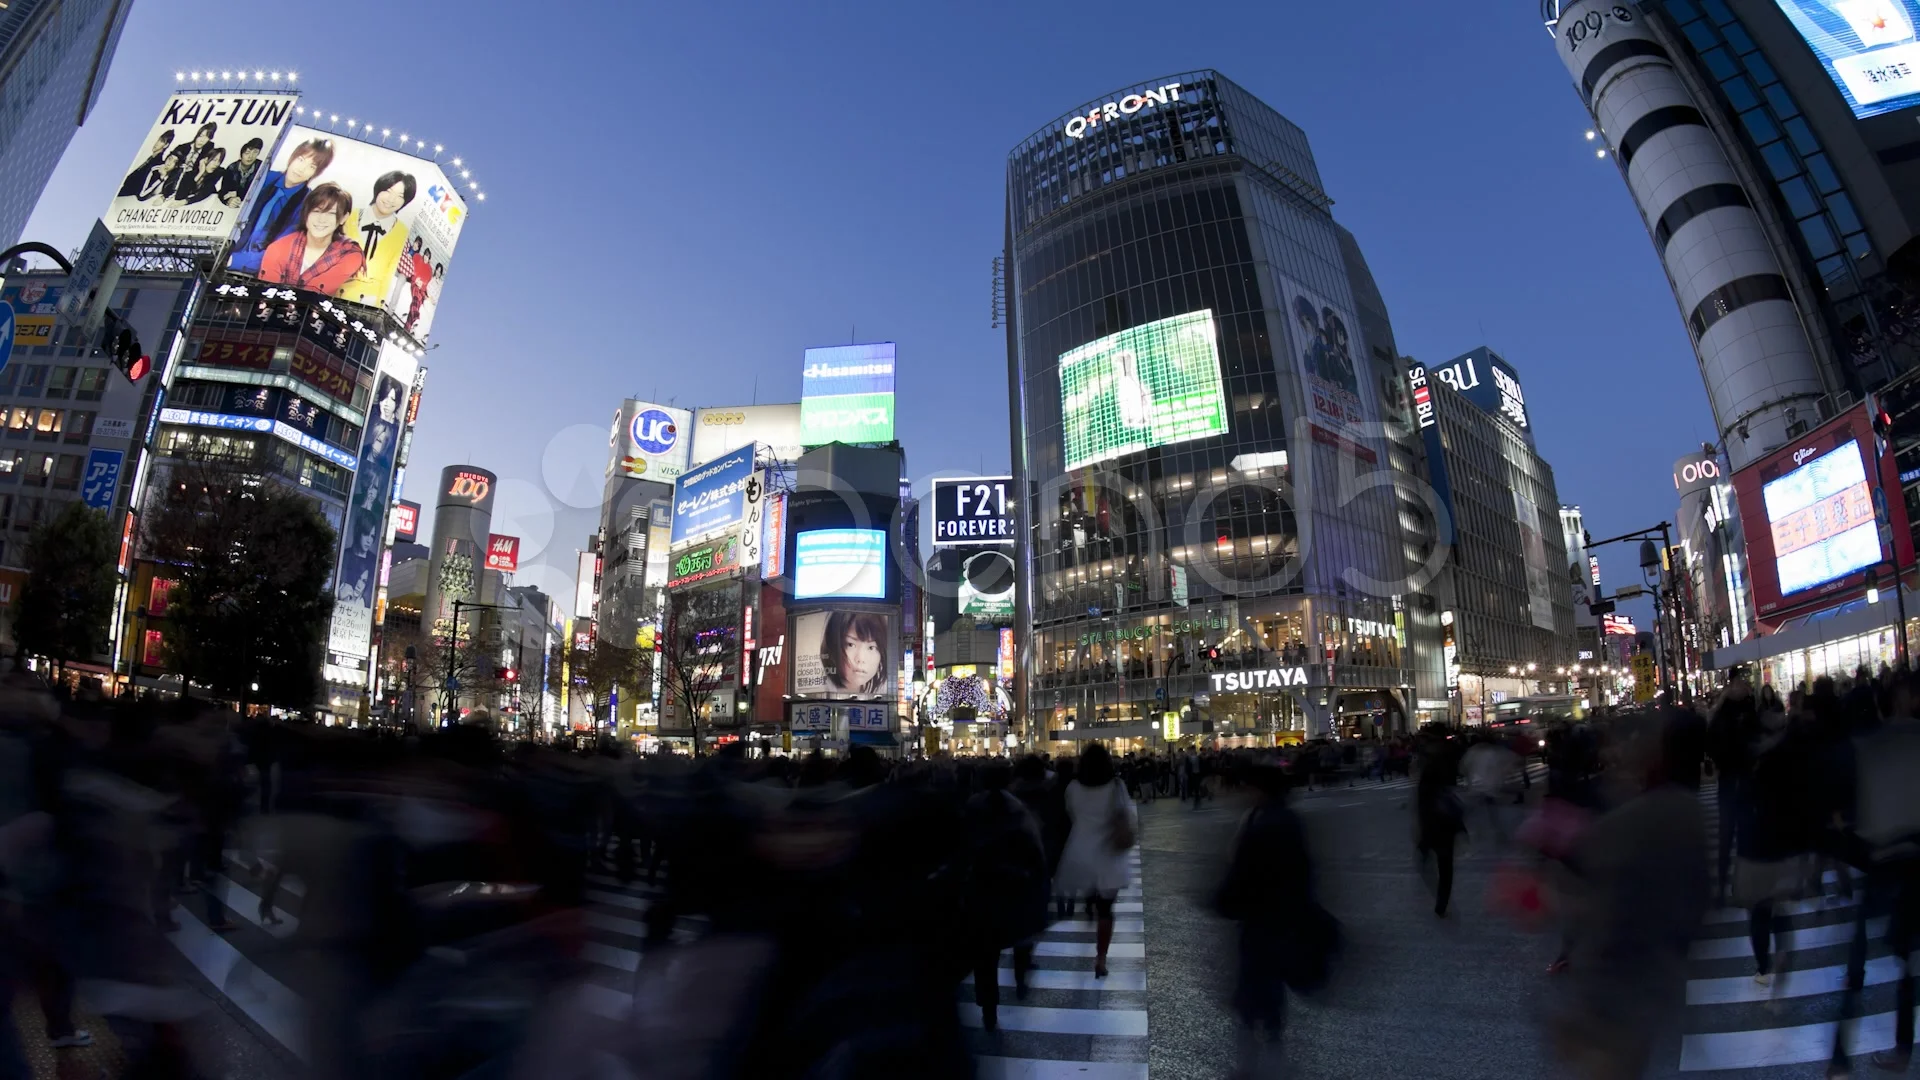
[1707, 674, 1761, 898]
[1733, 706, 1819, 986]
[962, 762, 1050, 1030]
[1416, 734, 1465, 916]
[1215, 759, 1328, 1078]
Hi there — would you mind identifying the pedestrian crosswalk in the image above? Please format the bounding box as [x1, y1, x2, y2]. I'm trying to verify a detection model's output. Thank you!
[968, 847, 1149, 1080]
[1669, 780, 1914, 1075]
[168, 845, 1151, 1078]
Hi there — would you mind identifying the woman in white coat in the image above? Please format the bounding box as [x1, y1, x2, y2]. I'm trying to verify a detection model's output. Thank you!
[1054, 743, 1137, 977]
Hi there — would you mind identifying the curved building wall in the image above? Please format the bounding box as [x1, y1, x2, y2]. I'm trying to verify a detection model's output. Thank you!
[1007, 72, 1416, 742]
[422, 464, 496, 637]
[1551, 0, 1826, 467]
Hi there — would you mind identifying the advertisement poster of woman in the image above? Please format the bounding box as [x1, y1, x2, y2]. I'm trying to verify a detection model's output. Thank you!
[103, 92, 296, 241]
[791, 610, 896, 701]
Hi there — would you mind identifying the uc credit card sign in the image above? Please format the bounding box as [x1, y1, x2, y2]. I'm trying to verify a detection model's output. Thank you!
[670, 442, 756, 547]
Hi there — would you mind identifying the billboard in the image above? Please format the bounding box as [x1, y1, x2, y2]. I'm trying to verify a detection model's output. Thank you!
[794, 529, 888, 600]
[609, 399, 693, 482]
[105, 92, 297, 241]
[930, 476, 1014, 547]
[393, 500, 420, 543]
[1773, 0, 1920, 118]
[958, 549, 1015, 620]
[1430, 347, 1530, 441]
[226, 125, 468, 338]
[800, 343, 896, 444]
[1058, 310, 1227, 472]
[1730, 402, 1914, 620]
[667, 530, 751, 589]
[485, 534, 521, 572]
[80, 448, 124, 511]
[1281, 285, 1377, 463]
[3, 283, 61, 354]
[691, 403, 806, 467]
[1674, 451, 1725, 498]
[791, 609, 897, 701]
[327, 369, 406, 659]
[670, 442, 756, 547]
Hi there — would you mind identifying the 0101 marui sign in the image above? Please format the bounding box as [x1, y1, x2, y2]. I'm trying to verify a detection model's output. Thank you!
[105, 92, 296, 241]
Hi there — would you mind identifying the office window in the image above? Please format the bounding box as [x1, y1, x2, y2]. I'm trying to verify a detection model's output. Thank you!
[16, 366, 47, 397]
[51, 455, 81, 491]
[6, 409, 28, 435]
[74, 369, 107, 401]
[32, 410, 61, 441]
[0, 367, 19, 396]
[21, 454, 51, 488]
[44, 367, 75, 400]
[63, 412, 93, 443]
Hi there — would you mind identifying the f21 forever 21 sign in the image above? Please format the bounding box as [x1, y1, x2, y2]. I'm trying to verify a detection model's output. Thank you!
[931, 476, 1015, 548]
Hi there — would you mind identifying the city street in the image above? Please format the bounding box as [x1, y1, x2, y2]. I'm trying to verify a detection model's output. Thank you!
[41, 769, 1899, 1080]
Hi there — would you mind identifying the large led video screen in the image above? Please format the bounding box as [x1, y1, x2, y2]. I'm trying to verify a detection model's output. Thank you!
[793, 528, 887, 600]
[1763, 441, 1882, 596]
[1058, 310, 1227, 472]
[225, 126, 468, 338]
[1774, 0, 1920, 118]
[800, 343, 896, 445]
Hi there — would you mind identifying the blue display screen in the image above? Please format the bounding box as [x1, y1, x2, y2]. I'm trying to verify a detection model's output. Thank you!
[793, 528, 887, 600]
[1774, 0, 1920, 118]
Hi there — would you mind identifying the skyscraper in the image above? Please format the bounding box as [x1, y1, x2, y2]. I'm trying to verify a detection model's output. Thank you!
[1003, 71, 1438, 742]
[0, 0, 134, 249]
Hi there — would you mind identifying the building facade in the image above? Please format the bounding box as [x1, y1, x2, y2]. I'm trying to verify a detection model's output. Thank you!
[1004, 72, 1433, 744]
[0, 0, 133, 249]
[1407, 351, 1577, 719]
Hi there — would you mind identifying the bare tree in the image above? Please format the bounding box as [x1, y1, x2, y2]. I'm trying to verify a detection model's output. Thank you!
[660, 587, 737, 756]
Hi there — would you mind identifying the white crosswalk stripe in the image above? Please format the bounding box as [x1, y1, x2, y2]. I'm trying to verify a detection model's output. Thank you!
[190, 822, 1154, 1077]
[1672, 778, 1913, 1073]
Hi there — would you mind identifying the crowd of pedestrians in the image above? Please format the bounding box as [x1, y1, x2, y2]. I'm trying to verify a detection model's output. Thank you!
[3, 661, 1918, 1079]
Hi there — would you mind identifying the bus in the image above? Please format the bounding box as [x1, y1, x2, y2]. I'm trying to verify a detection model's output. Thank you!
[1487, 694, 1580, 728]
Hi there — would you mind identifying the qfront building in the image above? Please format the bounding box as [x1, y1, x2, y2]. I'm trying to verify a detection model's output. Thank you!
[1004, 72, 1437, 744]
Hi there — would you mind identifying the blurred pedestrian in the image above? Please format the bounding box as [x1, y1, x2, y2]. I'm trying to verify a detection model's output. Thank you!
[1055, 744, 1136, 977]
[1416, 735, 1465, 916]
[1549, 712, 1709, 1079]
[1708, 675, 1761, 899]
[1214, 760, 1337, 1080]
[961, 761, 1049, 1030]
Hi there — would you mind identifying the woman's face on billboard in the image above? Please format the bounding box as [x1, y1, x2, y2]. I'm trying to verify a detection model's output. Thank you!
[841, 630, 881, 688]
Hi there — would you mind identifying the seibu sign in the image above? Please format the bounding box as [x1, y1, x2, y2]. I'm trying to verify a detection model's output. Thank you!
[1210, 667, 1310, 693]
[1063, 83, 1183, 139]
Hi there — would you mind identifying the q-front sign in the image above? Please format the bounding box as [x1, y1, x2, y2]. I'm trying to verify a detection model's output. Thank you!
[1064, 83, 1183, 139]
[1210, 667, 1310, 693]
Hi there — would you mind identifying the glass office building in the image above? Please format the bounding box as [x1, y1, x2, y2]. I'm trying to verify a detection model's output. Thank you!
[1004, 71, 1436, 744]
[0, 0, 133, 249]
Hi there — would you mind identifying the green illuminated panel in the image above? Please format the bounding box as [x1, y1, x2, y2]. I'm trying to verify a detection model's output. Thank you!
[1058, 310, 1227, 472]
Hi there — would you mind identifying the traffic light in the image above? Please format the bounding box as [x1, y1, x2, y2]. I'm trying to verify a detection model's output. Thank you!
[1871, 395, 1894, 459]
[99, 311, 149, 382]
[497, 666, 518, 683]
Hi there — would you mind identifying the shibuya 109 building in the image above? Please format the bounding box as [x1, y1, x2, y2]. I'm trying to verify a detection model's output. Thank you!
[1002, 71, 1453, 744]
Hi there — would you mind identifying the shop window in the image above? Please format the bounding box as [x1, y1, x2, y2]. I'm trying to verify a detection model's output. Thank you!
[149, 577, 176, 616]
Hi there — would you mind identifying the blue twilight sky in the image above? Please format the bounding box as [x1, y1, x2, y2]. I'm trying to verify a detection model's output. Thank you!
[23, 0, 1715, 609]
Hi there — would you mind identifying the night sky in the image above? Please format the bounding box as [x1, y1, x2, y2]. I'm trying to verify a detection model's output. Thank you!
[22, 0, 1710, 616]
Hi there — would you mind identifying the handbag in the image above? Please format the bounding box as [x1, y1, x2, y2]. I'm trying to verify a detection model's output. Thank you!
[1106, 783, 1136, 852]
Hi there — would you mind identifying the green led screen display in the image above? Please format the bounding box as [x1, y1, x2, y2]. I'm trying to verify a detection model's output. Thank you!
[1058, 310, 1227, 472]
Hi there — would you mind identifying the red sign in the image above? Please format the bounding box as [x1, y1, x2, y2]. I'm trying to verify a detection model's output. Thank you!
[754, 582, 789, 725]
[195, 336, 274, 370]
[1602, 613, 1637, 636]
[447, 471, 491, 503]
[1730, 401, 1916, 625]
[290, 345, 355, 402]
[485, 534, 520, 572]
[392, 500, 420, 543]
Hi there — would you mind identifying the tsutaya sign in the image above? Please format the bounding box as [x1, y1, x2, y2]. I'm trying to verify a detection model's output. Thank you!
[1063, 83, 1183, 139]
[1210, 667, 1310, 692]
